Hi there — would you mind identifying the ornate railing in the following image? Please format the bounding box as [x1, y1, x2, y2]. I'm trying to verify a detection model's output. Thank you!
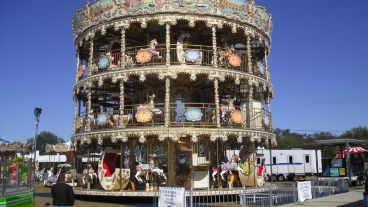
[87, 44, 266, 79]
[74, 103, 272, 133]
[169, 103, 217, 127]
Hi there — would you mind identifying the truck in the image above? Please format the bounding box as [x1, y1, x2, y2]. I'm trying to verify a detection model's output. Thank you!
[257, 148, 323, 181]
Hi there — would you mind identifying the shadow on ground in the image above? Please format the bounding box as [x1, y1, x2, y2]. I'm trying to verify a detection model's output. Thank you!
[337, 200, 364, 207]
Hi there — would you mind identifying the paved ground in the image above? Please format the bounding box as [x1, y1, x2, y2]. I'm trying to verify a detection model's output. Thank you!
[34, 182, 153, 207]
[280, 189, 365, 207]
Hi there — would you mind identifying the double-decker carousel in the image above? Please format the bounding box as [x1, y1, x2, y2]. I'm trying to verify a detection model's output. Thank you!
[71, 0, 276, 197]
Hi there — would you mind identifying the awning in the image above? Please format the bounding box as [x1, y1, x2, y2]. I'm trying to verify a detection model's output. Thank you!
[315, 138, 368, 146]
[336, 147, 367, 158]
[0, 138, 11, 143]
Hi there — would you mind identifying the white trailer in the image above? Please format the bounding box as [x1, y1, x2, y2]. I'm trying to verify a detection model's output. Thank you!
[256, 148, 322, 181]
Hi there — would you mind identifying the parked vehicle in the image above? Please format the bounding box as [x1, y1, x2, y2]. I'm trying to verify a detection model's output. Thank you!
[257, 148, 322, 181]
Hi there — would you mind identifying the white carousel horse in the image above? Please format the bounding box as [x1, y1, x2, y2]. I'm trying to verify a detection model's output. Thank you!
[135, 163, 167, 182]
[177, 33, 191, 64]
[137, 94, 162, 116]
[148, 39, 162, 59]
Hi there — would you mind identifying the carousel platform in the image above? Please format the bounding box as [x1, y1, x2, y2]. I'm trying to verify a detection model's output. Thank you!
[73, 185, 274, 198]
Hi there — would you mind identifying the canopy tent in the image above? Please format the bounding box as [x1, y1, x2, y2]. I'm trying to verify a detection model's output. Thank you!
[0, 137, 11, 143]
[336, 147, 367, 158]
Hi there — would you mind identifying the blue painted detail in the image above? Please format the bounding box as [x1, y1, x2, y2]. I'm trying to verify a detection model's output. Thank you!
[265, 163, 303, 166]
[98, 56, 110, 69]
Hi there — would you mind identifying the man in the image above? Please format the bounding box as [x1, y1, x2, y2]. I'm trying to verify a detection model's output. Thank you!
[51, 173, 75, 207]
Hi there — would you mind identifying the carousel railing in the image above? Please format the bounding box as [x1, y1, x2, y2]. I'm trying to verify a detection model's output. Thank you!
[169, 103, 217, 127]
[74, 104, 272, 133]
[122, 103, 165, 127]
[89, 44, 270, 79]
[75, 111, 121, 133]
[219, 105, 247, 128]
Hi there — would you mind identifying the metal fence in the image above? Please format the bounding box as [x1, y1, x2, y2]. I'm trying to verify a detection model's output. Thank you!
[152, 179, 350, 207]
[0, 158, 33, 197]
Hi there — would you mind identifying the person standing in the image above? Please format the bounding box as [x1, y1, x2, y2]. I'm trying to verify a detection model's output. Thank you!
[51, 173, 75, 207]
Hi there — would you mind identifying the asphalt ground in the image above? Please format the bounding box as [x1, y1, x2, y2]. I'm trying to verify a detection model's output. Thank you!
[280, 188, 365, 207]
[34, 182, 153, 207]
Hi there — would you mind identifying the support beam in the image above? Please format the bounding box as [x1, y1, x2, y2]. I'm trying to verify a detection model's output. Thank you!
[88, 39, 94, 76]
[166, 24, 171, 66]
[246, 34, 253, 74]
[120, 27, 126, 68]
[214, 79, 221, 127]
[264, 47, 270, 81]
[167, 140, 175, 186]
[268, 139, 273, 183]
[75, 48, 80, 83]
[212, 26, 218, 67]
[247, 84, 254, 128]
[164, 78, 171, 127]
[85, 89, 92, 132]
[119, 81, 125, 128]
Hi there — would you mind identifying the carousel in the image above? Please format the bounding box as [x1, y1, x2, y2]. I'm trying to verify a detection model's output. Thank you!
[71, 0, 276, 196]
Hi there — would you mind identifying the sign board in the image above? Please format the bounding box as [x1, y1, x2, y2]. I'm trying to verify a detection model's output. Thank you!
[297, 181, 312, 202]
[159, 187, 186, 207]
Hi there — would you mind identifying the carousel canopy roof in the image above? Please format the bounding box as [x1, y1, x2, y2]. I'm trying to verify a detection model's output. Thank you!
[0, 142, 31, 155]
[315, 138, 368, 147]
[46, 141, 73, 154]
[73, 0, 272, 39]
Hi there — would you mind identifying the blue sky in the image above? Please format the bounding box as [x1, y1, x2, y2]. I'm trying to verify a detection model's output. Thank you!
[0, 1, 367, 142]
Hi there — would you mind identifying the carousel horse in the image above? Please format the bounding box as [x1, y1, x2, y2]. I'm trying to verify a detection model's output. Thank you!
[220, 98, 236, 123]
[64, 169, 76, 184]
[177, 33, 191, 64]
[148, 39, 162, 58]
[135, 160, 167, 182]
[123, 54, 135, 67]
[44, 168, 56, 187]
[136, 39, 162, 64]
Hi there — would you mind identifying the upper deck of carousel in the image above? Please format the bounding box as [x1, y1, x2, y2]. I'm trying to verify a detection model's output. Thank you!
[72, 0, 272, 43]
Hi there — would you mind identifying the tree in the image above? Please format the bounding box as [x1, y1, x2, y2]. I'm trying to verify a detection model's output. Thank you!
[29, 131, 64, 155]
[340, 126, 368, 140]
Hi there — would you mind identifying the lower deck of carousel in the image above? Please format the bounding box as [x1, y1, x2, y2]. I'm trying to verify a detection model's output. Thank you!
[73, 185, 273, 198]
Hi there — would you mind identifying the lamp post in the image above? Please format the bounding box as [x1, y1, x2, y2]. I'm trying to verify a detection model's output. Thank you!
[33, 107, 42, 181]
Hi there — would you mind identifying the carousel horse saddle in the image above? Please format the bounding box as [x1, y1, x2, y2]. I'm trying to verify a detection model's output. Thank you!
[221, 163, 238, 171]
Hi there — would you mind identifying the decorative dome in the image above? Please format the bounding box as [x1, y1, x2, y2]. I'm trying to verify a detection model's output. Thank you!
[73, 0, 272, 41]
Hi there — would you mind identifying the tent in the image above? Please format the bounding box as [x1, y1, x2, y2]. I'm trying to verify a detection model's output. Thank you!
[0, 138, 11, 143]
[336, 147, 367, 158]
